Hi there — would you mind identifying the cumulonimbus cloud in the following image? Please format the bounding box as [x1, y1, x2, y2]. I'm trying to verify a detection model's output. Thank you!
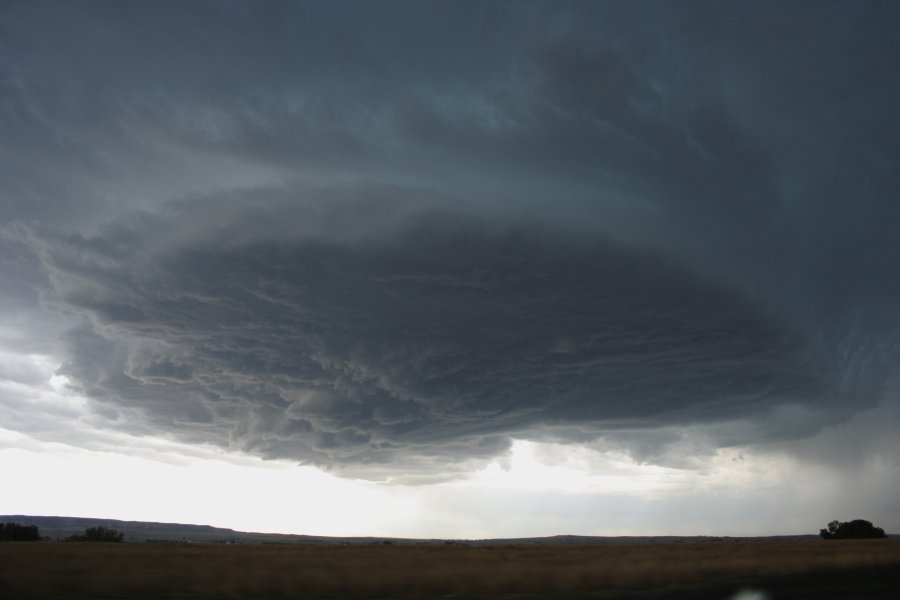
[22, 192, 891, 480]
[3, 1, 898, 483]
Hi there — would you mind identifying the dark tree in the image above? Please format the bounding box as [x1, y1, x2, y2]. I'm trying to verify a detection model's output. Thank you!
[67, 526, 124, 543]
[820, 519, 886, 540]
[0, 523, 40, 541]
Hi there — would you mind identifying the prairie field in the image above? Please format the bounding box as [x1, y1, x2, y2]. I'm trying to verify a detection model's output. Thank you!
[1, 539, 898, 599]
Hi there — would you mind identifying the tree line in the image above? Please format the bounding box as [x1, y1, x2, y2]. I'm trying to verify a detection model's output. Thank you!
[819, 519, 886, 540]
[0, 522, 40, 541]
[1, 523, 126, 542]
[65, 526, 124, 543]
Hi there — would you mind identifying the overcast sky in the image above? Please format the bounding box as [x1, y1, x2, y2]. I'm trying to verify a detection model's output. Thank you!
[1, 0, 898, 538]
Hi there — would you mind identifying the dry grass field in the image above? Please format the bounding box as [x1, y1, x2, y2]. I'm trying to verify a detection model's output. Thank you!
[1, 538, 898, 599]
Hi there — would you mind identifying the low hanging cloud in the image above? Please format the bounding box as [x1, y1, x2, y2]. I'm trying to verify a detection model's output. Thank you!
[3, 1, 899, 482]
[23, 191, 889, 480]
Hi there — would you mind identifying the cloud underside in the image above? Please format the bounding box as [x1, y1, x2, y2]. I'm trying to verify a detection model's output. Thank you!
[3, 1, 898, 481]
[29, 201, 847, 477]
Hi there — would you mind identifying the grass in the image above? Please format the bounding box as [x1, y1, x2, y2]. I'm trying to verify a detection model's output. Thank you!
[1, 538, 898, 599]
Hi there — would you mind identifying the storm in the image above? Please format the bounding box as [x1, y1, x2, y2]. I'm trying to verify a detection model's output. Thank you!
[1, 0, 897, 536]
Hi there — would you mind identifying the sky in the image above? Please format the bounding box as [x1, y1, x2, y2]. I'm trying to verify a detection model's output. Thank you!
[1, 0, 898, 539]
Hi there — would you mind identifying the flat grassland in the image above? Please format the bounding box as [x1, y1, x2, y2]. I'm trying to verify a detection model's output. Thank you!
[1, 539, 899, 599]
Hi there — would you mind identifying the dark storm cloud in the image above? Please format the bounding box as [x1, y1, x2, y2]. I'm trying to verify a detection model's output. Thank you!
[3, 1, 899, 476]
[24, 194, 881, 476]
[0, 0, 526, 226]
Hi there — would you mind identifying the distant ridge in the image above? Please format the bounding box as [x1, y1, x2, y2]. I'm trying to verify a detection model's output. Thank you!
[0, 515, 335, 544]
[1, 515, 829, 545]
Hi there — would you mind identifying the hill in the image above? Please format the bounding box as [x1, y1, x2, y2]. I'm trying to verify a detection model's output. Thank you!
[1, 515, 822, 545]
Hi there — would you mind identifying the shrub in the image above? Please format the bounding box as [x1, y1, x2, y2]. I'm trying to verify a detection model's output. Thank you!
[0, 523, 40, 541]
[819, 519, 886, 540]
[67, 526, 124, 543]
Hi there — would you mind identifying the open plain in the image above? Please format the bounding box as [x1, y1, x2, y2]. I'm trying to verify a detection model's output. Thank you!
[2, 538, 899, 599]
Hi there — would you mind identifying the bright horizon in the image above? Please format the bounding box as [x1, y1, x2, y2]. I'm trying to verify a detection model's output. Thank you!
[1, 0, 898, 539]
[3, 382, 894, 539]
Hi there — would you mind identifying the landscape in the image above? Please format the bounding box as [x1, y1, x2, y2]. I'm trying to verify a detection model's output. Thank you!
[2, 516, 899, 599]
[2, 2, 899, 599]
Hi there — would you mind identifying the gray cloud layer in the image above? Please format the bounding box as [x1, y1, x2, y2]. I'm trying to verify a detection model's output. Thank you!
[26, 193, 894, 477]
[2, 1, 898, 478]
